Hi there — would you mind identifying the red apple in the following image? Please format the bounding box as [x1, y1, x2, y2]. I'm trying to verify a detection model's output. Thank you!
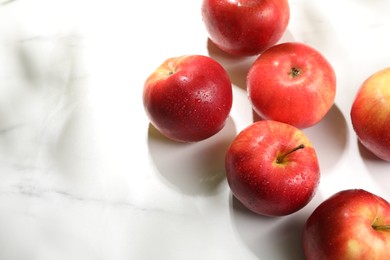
[225, 120, 320, 216]
[303, 189, 390, 260]
[351, 67, 390, 161]
[247, 42, 337, 128]
[143, 55, 233, 142]
[201, 0, 290, 56]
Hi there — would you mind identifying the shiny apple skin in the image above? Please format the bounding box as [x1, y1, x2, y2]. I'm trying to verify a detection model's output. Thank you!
[201, 0, 290, 56]
[351, 67, 390, 161]
[143, 55, 233, 142]
[247, 42, 336, 128]
[225, 120, 320, 216]
[303, 189, 390, 260]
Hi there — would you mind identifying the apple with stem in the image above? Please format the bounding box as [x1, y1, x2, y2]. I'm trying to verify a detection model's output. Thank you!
[201, 0, 290, 56]
[247, 42, 336, 128]
[143, 55, 233, 142]
[225, 120, 320, 216]
[351, 67, 390, 161]
[303, 189, 390, 260]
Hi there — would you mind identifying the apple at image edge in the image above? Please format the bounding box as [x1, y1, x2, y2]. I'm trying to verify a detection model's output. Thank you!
[143, 55, 233, 142]
[303, 189, 390, 260]
[351, 67, 390, 161]
[201, 0, 290, 56]
[225, 120, 320, 217]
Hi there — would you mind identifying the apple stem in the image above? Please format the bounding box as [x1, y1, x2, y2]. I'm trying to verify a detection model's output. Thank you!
[372, 224, 390, 231]
[276, 144, 305, 164]
[290, 67, 301, 78]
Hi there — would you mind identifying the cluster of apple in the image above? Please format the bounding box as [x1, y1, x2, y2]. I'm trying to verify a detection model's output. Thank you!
[143, 0, 390, 258]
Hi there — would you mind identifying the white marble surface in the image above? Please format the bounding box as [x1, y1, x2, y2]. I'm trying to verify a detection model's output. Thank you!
[1, 0, 390, 259]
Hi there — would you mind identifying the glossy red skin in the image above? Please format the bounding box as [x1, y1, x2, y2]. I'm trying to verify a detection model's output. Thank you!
[247, 42, 336, 128]
[303, 189, 390, 260]
[201, 0, 290, 56]
[143, 55, 233, 142]
[225, 120, 320, 216]
[351, 68, 390, 161]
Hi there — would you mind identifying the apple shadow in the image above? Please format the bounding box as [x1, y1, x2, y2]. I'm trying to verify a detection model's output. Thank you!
[206, 39, 257, 91]
[357, 139, 384, 162]
[229, 192, 323, 260]
[357, 139, 390, 189]
[302, 104, 349, 173]
[147, 117, 237, 196]
[206, 29, 296, 91]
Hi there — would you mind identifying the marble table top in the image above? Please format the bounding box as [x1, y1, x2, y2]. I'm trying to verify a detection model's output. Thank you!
[1, 0, 390, 259]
